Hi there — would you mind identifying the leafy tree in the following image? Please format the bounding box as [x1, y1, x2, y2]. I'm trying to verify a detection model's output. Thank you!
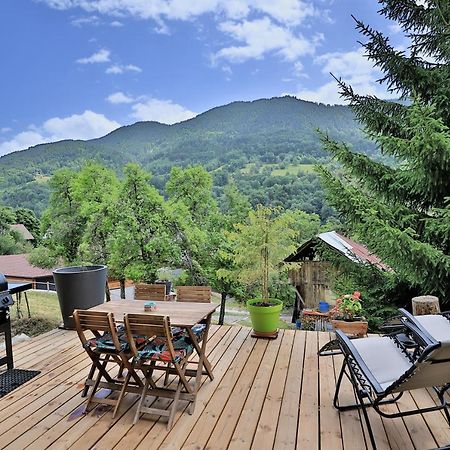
[41, 169, 84, 263]
[219, 205, 299, 302]
[108, 164, 176, 287]
[317, 0, 450, 301]
[0, 206, 29, 254]
[166, 166, 218, 284]
[28, 246, 60, 269]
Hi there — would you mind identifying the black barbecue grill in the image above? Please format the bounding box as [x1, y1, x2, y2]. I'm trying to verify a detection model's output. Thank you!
[0, 274, 32, 370]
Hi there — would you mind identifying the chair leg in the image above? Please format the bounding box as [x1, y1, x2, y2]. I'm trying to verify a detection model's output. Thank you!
[112, 370, 131, 419]
[167, 377, 183, 430]
[85, 360, 107, 412]
[134, 377, 150, 425]
[82, 362, 96, 397]
[164, 362, 171, 386]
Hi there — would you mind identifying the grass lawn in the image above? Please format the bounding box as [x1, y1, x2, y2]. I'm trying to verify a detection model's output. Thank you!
[10, 290, 61, 337]
[271, 163, 316, 176]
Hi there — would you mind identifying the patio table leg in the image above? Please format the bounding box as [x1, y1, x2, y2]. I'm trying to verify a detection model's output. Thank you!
[188, 313, 213, 414]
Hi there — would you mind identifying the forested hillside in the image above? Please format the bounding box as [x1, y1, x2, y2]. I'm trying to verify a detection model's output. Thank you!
[0, 96, 376, 217]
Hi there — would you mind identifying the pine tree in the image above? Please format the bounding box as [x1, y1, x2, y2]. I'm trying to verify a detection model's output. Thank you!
[317, 0, 450, 300]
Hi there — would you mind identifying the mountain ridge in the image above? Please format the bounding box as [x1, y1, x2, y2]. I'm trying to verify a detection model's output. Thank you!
[0, 96, 375, 217]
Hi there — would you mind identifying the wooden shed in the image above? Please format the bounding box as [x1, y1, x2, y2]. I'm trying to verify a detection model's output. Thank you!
[286, 231, 388, 321]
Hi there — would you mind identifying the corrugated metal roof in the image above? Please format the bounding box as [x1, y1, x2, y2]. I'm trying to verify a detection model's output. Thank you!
[318, 231, 389, 270]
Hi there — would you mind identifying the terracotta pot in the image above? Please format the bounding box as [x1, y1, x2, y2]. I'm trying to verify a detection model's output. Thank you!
[331, 319, 368, 337]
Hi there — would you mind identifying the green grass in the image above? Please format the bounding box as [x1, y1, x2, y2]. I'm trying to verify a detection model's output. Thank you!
[10, 290, 61, 337]
[271, 164, 316, 176]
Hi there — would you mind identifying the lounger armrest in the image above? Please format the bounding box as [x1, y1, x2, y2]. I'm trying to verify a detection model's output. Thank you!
[335, 330, 385, 395]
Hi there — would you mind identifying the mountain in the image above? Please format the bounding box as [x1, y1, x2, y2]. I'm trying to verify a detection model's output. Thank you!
[0, 96, 375, 217]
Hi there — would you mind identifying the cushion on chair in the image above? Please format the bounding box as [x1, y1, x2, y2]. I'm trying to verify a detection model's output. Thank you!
[85, 325, 147, 353]
[351, 336, 412, 391]
[171, 324, 206, 341]
[137, 334, 194, 363]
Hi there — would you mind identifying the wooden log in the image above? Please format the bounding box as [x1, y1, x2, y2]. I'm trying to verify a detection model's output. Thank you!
[412, 295, 440, 316]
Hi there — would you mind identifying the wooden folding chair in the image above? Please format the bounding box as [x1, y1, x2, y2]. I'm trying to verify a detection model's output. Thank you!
[73, 309, 143, 417]
[124, 313, 194, 430]
[176, 285, 211, 303]
[134, 283, 167, 301]
[170, 286, 213, 385]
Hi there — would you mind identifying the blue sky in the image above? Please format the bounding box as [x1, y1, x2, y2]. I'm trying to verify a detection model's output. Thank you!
[0, 0, 405, 156]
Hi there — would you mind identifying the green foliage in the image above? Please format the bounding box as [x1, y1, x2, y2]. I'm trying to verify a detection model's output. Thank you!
[28, 246, 60, 269]
[317, 1, 450, 303]
[219, 205, 300, 301]
[0, 205, 31, 254]
[108, 163, 176, 282]
[0, 97, 380, 218]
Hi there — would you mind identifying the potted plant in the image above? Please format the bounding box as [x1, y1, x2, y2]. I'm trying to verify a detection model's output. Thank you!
[330, 291, 368, 337]
[219, 206, 299, 338]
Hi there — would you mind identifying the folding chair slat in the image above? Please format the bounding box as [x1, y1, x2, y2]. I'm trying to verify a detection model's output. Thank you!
[134, 283, 166, 301]
[176, 286, 211, 303]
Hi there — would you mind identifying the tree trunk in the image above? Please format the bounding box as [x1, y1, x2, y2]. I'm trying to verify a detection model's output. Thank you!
[412, 295, 440, 315]
[105, 280, 111, 302]
[219, 292, 227, 325]
[120, 278, 126, 299]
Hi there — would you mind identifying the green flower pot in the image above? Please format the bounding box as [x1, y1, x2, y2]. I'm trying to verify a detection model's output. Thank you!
[246, 299, 283, 333]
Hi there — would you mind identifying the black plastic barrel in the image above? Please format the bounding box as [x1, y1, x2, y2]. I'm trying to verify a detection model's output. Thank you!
[53, 265, 107, 329]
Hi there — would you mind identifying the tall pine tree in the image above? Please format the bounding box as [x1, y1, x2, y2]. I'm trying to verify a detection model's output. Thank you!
[317, 0, 450, 300]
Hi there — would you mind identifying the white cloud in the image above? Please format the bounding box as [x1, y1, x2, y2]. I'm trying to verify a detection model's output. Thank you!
[214, 17, 319, 64]
[106, 91, 135, 104]
[0, 111, 120, 156]
[131, 99, 196, 124]
[110, 20, 123, 27]
[39, 0, 318, 26]
[71, 15, 100, 27]
[0, 127, 12, 133]
[106, 64, 142, 74]
[76, 48, 110, 64]
[291, 48, 396, 104]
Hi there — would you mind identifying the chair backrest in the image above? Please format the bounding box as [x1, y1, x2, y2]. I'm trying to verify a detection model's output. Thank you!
[391, 309, 450, 392]
[177, 286, 211, 303]
[73, 309, 121, 351]
[124, 313, 173, 357]
[134, 283, 166, 301]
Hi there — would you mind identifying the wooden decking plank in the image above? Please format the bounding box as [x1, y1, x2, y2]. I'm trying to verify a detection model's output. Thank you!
[378, 403, 415, 449]
[11, 328, 70, 356]
[396, 391, 438, 449]
[296, 331, 320, 450]
[331, 351, 367, 450]
[67, 325, 228, 450]
[2, 360, 95, 450]
[156, 327, 256, 450]
[0, 354, 92, 445]
[251, 330, 295, 450]
[227, 331, 283, 450]
[110, 326, 243, 450]
[410, 388, 450, 448]
[0, 345, 86, 416]
[317, 332, 343, 450]
[203, 338, 269, 450]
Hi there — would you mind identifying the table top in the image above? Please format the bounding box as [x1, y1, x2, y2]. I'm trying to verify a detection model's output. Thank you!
[8, 282, 32, 294]
[87, 300, 218, 327]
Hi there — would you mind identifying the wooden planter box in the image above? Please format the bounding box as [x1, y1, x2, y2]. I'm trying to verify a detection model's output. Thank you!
[331, 319, 368, 337]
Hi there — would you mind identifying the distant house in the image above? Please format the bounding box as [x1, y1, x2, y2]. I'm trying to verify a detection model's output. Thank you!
[286, 231, 388, 321]
[0, 253, 54, 290]
[10, 224, 34, 241]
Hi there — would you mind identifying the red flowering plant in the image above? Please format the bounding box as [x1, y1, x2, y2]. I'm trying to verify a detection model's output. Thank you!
[330, 291, 364, 321]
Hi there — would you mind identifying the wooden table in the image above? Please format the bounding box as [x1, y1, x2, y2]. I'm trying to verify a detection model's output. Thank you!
[87, 300, 218, 409]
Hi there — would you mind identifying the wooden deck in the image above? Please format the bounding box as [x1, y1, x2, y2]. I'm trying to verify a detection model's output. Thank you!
[1, 325, 449, 449]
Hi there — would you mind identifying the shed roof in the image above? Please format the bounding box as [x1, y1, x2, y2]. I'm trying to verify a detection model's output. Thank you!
[0, 253, 53, 279]
[10, 224, 34, 240]
[286, 231, 389, 271]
